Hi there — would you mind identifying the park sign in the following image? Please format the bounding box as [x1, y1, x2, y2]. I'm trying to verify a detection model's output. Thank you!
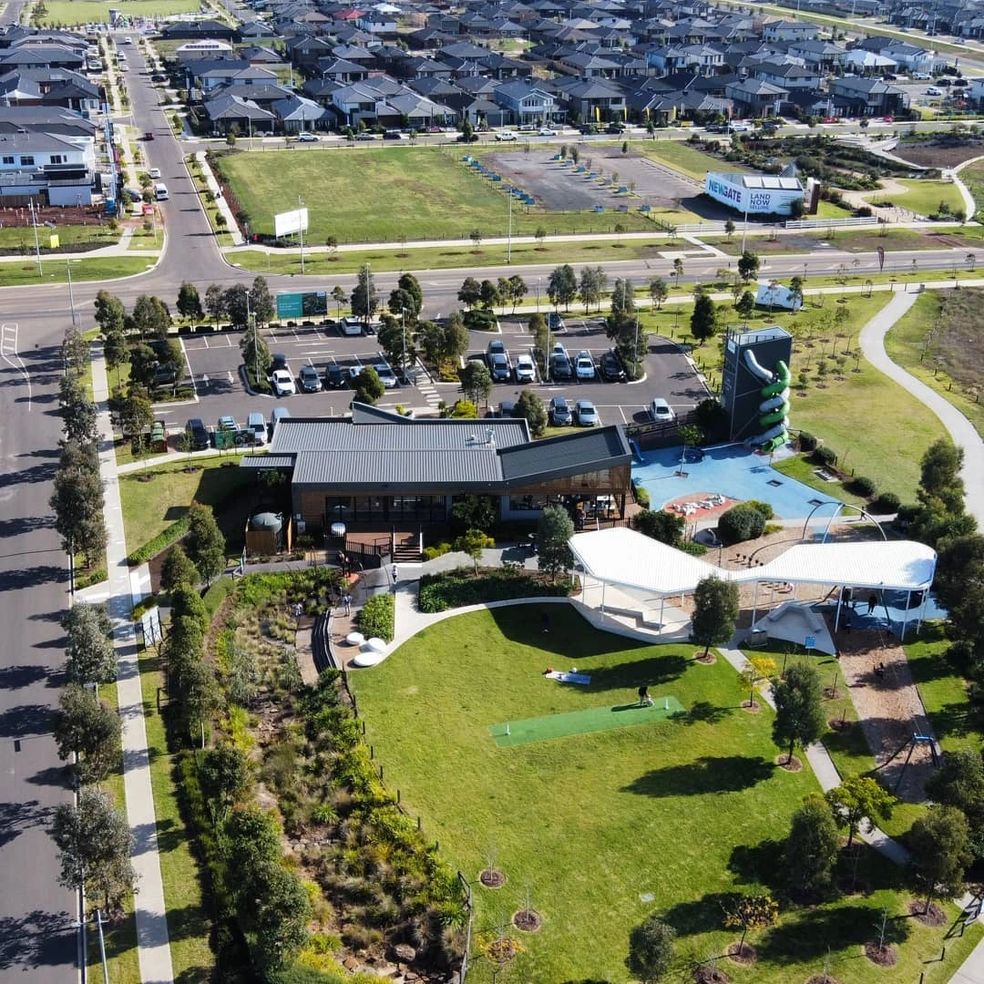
[277, 291, 327, 319]
[274, 207, 309, 239]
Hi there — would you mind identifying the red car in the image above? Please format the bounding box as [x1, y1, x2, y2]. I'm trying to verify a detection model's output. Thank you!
[821, 116, 838, 124]
[882, 115, 895, 123]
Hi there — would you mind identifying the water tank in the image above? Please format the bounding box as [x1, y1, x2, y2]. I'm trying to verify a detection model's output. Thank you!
[250, 512, 283, 534]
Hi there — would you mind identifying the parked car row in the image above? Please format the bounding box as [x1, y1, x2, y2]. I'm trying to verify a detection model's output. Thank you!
[185, 407, 292, 450]
[548, 396, 599, 427]
[268, 352, 401, 394]
[546, 344, 627, 384]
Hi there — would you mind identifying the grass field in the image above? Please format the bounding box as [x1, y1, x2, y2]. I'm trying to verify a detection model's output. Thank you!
[218, 147, 660, 243]
[885, 290, 984, 438]
[118, 456, 252, 554]
[0, 223, 120, 252]
[0, 256, 154, 286]
[864, 179, 966, 217]
[638, 139, 744, 182]
[35, 0, 200, 25]
[350, 606, 980, 983]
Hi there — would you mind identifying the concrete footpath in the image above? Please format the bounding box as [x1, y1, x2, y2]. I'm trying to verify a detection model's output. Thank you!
[92, 342, 175, 984]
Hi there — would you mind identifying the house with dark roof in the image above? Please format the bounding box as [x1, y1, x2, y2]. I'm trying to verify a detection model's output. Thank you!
[243, 405, 633, 532]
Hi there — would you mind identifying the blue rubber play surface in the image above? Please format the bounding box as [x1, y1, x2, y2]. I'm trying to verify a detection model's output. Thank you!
[633, 443, 842, 521]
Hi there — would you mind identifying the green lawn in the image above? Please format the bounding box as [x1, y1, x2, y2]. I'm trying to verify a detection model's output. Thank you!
[349, 606, 979, 983]
[118, 456, 253, 555]
[35, 0, 201, 25]
[0, 256, 154, 286]
[638, 139, 744, 182]
[0, 222, 120, 252]
[885, 290, 984, 438]
[863, 179, 966, 217]
[218, 147, 660, 244]
[772, 453, 868, 508]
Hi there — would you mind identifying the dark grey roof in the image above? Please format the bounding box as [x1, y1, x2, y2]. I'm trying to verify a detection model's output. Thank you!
[241, 454, 295, 468]
[499, 426, 632, 483]
[292, 447, 502, 487]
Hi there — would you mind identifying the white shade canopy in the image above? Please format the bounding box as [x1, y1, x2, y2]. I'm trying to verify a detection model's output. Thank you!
[569, 528, 936, 597]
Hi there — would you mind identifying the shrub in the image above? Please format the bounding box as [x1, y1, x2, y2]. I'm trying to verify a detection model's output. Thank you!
[812, 445, 837, 467]
[633, 482, 651, 509]
[358, 594, 394, 642]
[422, 541, 453, 561]
[462, 309, 497, 331]
[848, 475, 877, 498]
[798, 431, 817, 452]
[417, 568, 570, 613]
[718, 503, 767, 544]
[745, 500, 775, 520]
[870, 491, 901, 514]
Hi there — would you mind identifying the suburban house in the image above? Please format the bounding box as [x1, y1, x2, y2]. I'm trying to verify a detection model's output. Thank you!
[244, 405, 634, 535]
[761, 19, 817, 42]
[828, 76, 910, 116]
[0, 128, 94, 203]
[493, 79, 561, 124]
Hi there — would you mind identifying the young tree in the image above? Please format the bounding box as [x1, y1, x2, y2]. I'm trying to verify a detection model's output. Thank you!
[93, 290, 126, 336]
[537, 505, 574, 581]
[224, 284, 250, 327]
[782, 793, 840, 895]
[353, 366, 385, 405]
[736, 291, 756, 319]
[908, 805, 972, 913]
[176, 282, 203, 321]
[626, 915, 675, 983]
[690, 292, 718, 345]
[825, 774, 895, 848]
[443, 312, 470, 361]
[249, 276, 275, 325]
[506, 274, 527, 312]
[50, 788, 136, 914]
[160, 543, 199, 593]
[772, 663, 825, 766]
[185, 502, 226, 583]
[457, 276, 482, 309]
[578, 266, 602, 313]
[925, 749, 984, 856]
[672, 257, 684, 285]
[547, 264, 578, 310]
[723, 895, 778, 952]
[130, 294, 172, 340]
[330, 285, 347, 318]
[514, 390, 547, 438]
[240, 325, 272, 385]
[457, 528, 487, 572]
[724, 218, 736, 241]
[479, 278, 501, 310]
[737, 250, 760, 283]
[119, 390, 154, 439]
[204, 283, 226, 325]
[649, 277, 668, 310]
[62, 324, 90, 375]
[530, 312, 549, 371]
[351, 266, 379, 325]
[461, 360, 492, 406]
[53, 685, 122, 783]
[789, 275, 805, 310]
[608, 276, 636, 332]
[199, 743, 252, 819]
[690, 575, 739, 659]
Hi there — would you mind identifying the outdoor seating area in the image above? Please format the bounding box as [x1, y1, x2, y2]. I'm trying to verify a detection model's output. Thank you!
[667, 492, 730, 517]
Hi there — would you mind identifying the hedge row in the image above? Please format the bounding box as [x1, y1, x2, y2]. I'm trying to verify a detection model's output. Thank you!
[127, 516, 190, 567]
[358, 593, 394, 642]
[418, 567, 570, 613]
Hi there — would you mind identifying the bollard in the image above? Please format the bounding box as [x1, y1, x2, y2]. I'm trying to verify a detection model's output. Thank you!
[379, 765, 384, 781]
[397, 789, 401, 804]
[417, 816, 422, 830]
[370, 744, 374, 760]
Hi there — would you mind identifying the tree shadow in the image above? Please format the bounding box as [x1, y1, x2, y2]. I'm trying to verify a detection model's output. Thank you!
[26, 764, 71, 789]
[0, 664, 48, 689]
[0, 516, 54, 538]
[662, 891, 744, 936]
[621, 756, 774, 797]
[669, 700, 732, 725]
[584, 653, 689, 692]
[0, 799, 52, 849]
[0, 909, 76, 970]
[727, 838, 785, 891]
[0, 703, 53, 738]
[0, 565, 69, 592]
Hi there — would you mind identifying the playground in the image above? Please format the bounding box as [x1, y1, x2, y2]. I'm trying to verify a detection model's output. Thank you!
[349, 604, 979, 983]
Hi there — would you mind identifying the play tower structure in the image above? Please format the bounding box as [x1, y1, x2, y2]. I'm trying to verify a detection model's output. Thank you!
[720, 325, 792, 452]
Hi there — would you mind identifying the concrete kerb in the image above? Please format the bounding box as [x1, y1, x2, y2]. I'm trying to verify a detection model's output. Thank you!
[193, 151, 243, 246]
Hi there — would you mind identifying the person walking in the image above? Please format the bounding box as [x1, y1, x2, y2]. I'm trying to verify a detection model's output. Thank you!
[638, 685, 653, 706]
[343, 592, 352, 615]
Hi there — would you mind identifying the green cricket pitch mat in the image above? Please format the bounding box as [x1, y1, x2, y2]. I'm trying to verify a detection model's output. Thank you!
[490, 696, 685, 747]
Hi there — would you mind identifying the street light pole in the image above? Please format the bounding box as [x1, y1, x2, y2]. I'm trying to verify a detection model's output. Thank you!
[29, 199, 42, 276]
[507, 191, 512, 264]
[298, 195, 305, 274]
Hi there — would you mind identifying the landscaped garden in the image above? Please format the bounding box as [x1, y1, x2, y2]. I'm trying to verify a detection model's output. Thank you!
[350, 604, 981, 983]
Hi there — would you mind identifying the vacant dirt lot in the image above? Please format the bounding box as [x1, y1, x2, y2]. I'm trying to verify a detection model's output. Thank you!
[893, 137, 984, 169]
[920, 288, 984, 394]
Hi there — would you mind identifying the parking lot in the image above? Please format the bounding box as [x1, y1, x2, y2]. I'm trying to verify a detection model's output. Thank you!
[152, 317, 708, 440]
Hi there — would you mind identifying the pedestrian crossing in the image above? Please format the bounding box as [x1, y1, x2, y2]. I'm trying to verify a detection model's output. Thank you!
[416, 380, 442, 408]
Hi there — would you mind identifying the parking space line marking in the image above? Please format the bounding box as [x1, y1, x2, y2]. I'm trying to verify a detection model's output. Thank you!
[179, 337, 199, 405]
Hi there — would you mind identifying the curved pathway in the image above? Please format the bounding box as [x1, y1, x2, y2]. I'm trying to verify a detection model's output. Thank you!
[859, 290, 984, 526]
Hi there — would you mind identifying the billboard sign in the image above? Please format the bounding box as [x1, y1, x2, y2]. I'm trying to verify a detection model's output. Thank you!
[274, 207, 309, 239]
[276, 291, 327, 319]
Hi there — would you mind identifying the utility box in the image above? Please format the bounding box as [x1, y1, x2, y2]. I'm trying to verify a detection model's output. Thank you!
[721, 326, 793, 451]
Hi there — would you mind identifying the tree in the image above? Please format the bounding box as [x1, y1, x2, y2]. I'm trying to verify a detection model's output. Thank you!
[330, 285, 347, 318]
[690, 292, 718, 345]
[176, 282, 203, 321]
[239, 325, 272, 386]
[62, 602, 115, 686]
[50, 443, 106, 568]
[51, 788, 136, 914]
[530, 312, 549, 371]
[723, 895, 778, 952]
[691, 575, 739, 659]
[378, 315, 414, 370]
[396, 272, 423, 318]
[737, 250, 760, 283]
[457, 276, 481, 309]
[547, 264, 577, 310]
[251, 861, 312, 973]
[506, 274, 527, 312]
[919, 438, 966, 514]
[537, 505, 574, 581]
[222, 284, 249, 328]
[62, 324, 89, 375]
[782, 794, 840, 895]
[470, 228, 483, 249]
[53, 685, 121, 783]
[479, 278, 501, 310]
[199, 743, 252, 819]
[249, 276, 275, 325]
[672, 257, 684, 285]
[724, 218, 736, 241]
[649, 277, 668, 310]
[772, 663, 825, 766]
[388, 287, 417, 323]
[161, 544, 199, 593]
[185, 502, 226, 583]
[458, 528, 487, 572]
[131, 294, 171, 340]
[789, 275, 805, 310]
[59, 374, 98, 445]
[459, 118, 474, 143]
[579, 266, 603, 313]
[736, 291, 756, 319]
[449, 495, 497, 534]
[514, 390, 547, 438]
[631, 509, 685, 545]
[608, 276, 636, 332]
[354, 366, 385, 405]
[171, 582, 210, 630]
[461, 360, 492, 406]
[626, 915, 675, 983]
[824, 775, 894, 847]
[908, 805, 972, 912]
[119, 390, 154, 439]
[204, 284, 226, 326]
[351, 266, 378, 325]
[103, 326, 128, 384]
[93, 290, 126, 336]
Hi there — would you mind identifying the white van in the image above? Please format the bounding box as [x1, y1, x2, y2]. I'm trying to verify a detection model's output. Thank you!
[149, 167, 161, 179]
[154, 182, 169, 201]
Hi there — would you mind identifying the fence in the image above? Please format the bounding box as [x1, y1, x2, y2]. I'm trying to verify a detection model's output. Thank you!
[784, 216, 879, 230]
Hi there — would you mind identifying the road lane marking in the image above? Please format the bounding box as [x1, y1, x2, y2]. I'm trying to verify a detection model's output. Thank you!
[1, 322, 31, 411]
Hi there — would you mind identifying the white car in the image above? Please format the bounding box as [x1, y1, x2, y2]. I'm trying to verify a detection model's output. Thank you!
[121, 35, 133, 44]
[149, 167, 161, 179]
[926, 86, 942, 96]
[514, 353, 536, 383]
[296, 131, 319, 142]
[374, 363, 398, 389]
[575, 350, 596, 381]
[270, 369, 296, 396]
[728, 121, 751, 133]
[495, 130, 518, 141]
[538, 127, 557, 136]
[650, 398, 675, 424]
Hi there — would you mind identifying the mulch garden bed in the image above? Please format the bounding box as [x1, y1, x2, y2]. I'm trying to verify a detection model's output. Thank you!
[776, 754, 803, 772]
[864, 942, 898, 966]
[726, 942, 756, 965]
[512, 909, 542, 933]
[908, 900, 946, 926]
[694, 966, 731, 983]
[805, 976, 842, 984]
[479, 869, 506, 889]
[741, 700, 761, 714]
[694, 651, 717, 665]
